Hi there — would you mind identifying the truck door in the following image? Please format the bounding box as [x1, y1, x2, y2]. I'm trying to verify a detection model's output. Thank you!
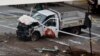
[43, 15, 59, 38]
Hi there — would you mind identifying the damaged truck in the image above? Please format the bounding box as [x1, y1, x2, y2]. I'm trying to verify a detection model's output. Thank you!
[16, 9, 88, 41]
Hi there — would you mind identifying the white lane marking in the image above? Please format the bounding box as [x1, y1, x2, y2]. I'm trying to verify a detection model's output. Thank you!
[0, 24, 17, 30]
[9, 23, 18, 26]
[0, 52, 6, 55]
[59, 30, 89, 40]
[96, 25, 100, 27]
[48, 39, 81, 47]
[93, 24, 100, 27]
[0, 21, 5, 22]
[82, 29, 100, 38]
[69, 39, 82, 44]
[48, 39, 69, 46]
[0, 12, 18, 17]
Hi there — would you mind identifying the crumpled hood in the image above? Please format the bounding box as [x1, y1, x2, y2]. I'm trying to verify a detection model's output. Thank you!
[18, 15, 39, 25]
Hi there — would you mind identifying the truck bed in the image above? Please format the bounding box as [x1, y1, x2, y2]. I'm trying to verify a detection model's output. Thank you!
[60, 11, 85, 29]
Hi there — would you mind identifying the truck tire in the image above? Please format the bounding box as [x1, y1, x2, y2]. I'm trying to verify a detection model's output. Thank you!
[31, 32, 40, 41]
[71, 27, 81, 35]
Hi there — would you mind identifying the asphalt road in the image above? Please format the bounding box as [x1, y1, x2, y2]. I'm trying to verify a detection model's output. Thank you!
[0, 5, 100, 55]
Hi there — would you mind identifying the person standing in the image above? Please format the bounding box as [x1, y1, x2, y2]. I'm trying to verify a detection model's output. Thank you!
[88, 0, 97, 13]
[34, 3, 44, 11]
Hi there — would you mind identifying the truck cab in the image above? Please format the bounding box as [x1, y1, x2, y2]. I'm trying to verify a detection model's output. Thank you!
[32, 10, 60, 38]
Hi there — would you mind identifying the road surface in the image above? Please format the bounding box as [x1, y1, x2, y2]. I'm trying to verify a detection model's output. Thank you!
[0, 5, 100, 56]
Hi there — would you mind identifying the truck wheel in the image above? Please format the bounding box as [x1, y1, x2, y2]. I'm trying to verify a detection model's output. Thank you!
[31, 32, 40, 41]
[71, 27, 81, 35]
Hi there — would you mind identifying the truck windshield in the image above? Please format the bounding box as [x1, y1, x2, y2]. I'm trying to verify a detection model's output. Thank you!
[32, 13, 47, 23]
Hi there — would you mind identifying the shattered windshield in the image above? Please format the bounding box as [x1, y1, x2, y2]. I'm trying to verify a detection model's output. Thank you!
[32, 13, 47, 23]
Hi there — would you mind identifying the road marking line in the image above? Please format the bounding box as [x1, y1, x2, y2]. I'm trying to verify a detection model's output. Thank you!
[93, 24, 100, 27]
[69, 39, 82, 44]
[0, 24, 17, 30]
[59, 30, 89, 40]
[96, 25, 100, 27]
[9, 23, 17, 26]
[0, 21, 5, 22]
[82, 29, 100, 38]
[0, 12, 18, 17]
[48, 39, 69, 46]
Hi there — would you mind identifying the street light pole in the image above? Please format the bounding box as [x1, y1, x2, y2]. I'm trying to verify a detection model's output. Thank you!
[87, 0, 93, 56]
[89, 26, 93, 56]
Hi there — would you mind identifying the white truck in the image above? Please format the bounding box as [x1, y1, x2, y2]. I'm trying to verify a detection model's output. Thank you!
[16, 9, 87, 41]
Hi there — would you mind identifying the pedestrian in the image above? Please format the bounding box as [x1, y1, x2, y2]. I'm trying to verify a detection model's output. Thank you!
[84, 12, 92, 28]
[34, 3, 45, 11]
[88, 0, 97, 13]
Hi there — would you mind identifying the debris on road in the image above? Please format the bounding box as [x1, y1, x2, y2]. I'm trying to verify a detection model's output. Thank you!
[34, 46, 59, 53]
